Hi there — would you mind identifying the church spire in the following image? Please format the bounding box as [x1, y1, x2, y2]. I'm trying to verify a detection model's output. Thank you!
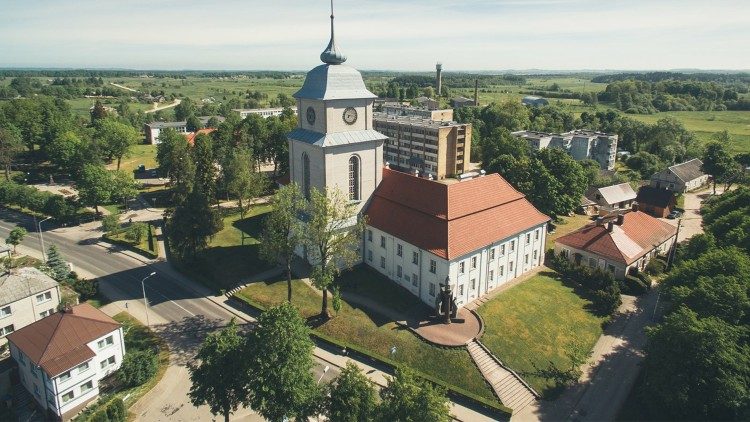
[320, 0, 347, 65]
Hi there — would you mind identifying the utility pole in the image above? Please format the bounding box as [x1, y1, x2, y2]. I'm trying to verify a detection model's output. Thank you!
[666, 218, 682, 272]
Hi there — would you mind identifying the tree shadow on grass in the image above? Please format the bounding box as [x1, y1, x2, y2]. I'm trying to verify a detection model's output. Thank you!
[231, 212, 268, 241]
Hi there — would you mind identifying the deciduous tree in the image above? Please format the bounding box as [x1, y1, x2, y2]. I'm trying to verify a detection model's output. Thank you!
[0, 126, 24, 181]
[259, 183, 305, 302]
[6, 226, 27, 254]
[95, 118, 140, 170]
[702, 140, 737, 194]
[189, 320, 248, 422]
[377, 368, 450, 422]
[77, 164, 114, 215]
[325, 362, 378, 422]
[166, 186, 222, 259]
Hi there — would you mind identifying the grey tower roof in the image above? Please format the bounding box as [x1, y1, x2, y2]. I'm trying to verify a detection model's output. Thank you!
[320, 1, 346, 65]
[293, 64, 377, 100]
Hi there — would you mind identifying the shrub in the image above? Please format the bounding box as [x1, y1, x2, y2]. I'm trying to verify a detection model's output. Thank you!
[645, 258, 666, 276]
[102, 214, 121, 234]
[125, 222, 147, 244]
[635, 271, 653, 286]
[591, 284, 622, 315]
[619, 275, 649, 296]
[117, 350, 158, 388]
[105, 398, 126, 421]
[70, 277, 99, 301]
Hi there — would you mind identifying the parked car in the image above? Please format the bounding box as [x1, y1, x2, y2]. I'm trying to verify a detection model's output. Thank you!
[667, 210, 682, 219]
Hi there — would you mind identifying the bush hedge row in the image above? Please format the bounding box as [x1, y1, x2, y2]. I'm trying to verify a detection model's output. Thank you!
[0, 180, 81, 223]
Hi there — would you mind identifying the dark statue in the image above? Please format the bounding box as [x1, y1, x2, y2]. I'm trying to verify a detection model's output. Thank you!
[435, 277, 458, 324]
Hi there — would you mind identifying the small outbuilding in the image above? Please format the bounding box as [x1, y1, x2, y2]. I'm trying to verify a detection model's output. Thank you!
[636, 186, 676, 218]
[650, 158, 708, 193]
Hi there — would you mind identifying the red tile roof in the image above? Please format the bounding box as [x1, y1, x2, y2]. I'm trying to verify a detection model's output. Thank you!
[365, 168, 550, 260]
[555, 211, 677, 265]
[6, 303, 121, 377]
[183, 128, 216, 145]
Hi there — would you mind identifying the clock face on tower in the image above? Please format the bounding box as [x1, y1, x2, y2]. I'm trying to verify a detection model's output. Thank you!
[342, 107, 358, 125]
[306, 107, 316, 125]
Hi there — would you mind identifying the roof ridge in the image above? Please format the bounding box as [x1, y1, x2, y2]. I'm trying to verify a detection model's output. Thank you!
[37, 314, 65, 365]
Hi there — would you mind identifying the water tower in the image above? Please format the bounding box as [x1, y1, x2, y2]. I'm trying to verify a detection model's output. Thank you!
[436, 62, 443, 96]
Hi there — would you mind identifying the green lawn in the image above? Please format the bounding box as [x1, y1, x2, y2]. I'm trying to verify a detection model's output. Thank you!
[113, 144, 158, 175]
[477, 272, 606, 398]
[105, 223, 159, 259]
[189, 204, 274, 291]
[235, 268, 497, 403]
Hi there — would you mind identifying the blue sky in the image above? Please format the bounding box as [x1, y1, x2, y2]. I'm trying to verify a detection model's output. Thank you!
[1, 0, 748, 71]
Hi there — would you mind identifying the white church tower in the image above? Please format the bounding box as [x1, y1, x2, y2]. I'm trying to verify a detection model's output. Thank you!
[287, 2, 387, 216]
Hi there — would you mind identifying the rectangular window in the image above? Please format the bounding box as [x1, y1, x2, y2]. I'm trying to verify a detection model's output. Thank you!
[489, 270, 494, 281]
[429, 283, 436, 296]
[396, 265, 402, 278]
[412, 252, 418, 265]
[489, 248, 495, 260]
[429, 260, 436, 274]
[100, 356, 116, 369]
[561, 249, 569, 258]
[509, 262, 514, 272]
[380, 256, 386, 269]
[459, 262, 465, 274]
[535, 229, 540, 240]
[397, 244, 403, 257]
[533, 250, 538, 260]
[35, 291, 52, 303]
[471, 279, 476, 290]
[526, 233, 531, 244]
[510, 240, 515, 252]
[607, 264, 616, 273]
[367, 250, 373, 262]
[367, 230, 372, 242]
[97, 335, 114, 350]
[39, 309, 53, 318]
[412, 274, 418, 287]
[80, 381, 93, 394]
[0, 306, 10, 318]
[0, 324, 14, 337]
[471, 257, 477, 269]
[62, 391, 75, 404]
[499, 265, 504, 276]
[58, 371, 71, 383]
[77, 362, 90, 374]
[589, 258, 597, 268]
[524, 254, 529, 264]
[380, 236, 386, 248]
[459, 285, 464, 296]
[500, 244, 506, 256]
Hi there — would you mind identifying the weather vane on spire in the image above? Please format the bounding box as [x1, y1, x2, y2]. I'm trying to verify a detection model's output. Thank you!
[320, 0, 347, 65]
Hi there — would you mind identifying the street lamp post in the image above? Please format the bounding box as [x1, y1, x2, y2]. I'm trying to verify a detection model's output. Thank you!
[38, 216, 52, 261]
[141, 272, 157, 327]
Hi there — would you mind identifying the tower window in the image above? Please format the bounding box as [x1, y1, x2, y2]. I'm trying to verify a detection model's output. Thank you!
[349, 155, 360, 201]
[302, 153, 311, 199]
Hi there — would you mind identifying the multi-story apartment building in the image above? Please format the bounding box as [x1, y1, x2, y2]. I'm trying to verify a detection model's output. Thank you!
[374, 113, 472, 179]
[232, 107, 297, 119]
[0, 267, 60, 346]
[512, 129, 618, 170]
[7, 304, 125, 420]
[381, 105, 454, 122]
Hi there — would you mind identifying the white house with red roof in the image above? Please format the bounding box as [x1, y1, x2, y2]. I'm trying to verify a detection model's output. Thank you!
[554, 211, 677, 279]
[287, 8, 550, 309]
[6, 303, 124, 419]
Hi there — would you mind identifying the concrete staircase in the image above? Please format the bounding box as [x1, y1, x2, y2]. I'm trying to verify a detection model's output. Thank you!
[467, 339, 538, 412]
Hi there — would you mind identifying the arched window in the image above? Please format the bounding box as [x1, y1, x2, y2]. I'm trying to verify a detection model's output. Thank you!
[302, 153, 311, 199]
[348, 155, 360, 201]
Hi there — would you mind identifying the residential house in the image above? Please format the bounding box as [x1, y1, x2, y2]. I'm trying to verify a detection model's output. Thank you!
[144, 115, 225, 144]
[650, 158, 708, 193]
[365, 168, 549, 309]
[0, 267, 60, 346]
[586, 182, 637, 215]
[6, 304, 125, 420]
[637, 186, 677, 218]
[554, 211, 677, 279]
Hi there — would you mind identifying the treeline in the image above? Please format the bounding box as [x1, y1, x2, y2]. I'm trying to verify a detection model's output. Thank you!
[0, 181, 82, 223]
[0, 69, 298, 79]
[0, 76, 126, 99]
[635, 187, 750, 420]
[598, 79, 747, 113]
[592, 71, 750, 85]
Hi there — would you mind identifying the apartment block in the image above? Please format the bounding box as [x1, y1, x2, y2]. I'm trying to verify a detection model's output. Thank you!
[512, 129, 618, 170]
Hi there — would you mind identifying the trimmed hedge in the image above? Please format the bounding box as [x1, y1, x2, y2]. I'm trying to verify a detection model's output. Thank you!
[232, 294, 513, 418]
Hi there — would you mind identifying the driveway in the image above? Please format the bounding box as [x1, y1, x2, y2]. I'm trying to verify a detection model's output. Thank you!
[662, 186, 725, 242]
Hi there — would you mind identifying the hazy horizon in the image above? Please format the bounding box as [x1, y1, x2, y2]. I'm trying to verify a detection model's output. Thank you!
[2, 0, 749, 72]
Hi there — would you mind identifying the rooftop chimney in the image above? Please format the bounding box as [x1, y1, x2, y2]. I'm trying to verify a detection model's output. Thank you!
[607, 221, 614, 232]
[616, 214, 625, 226]
[595, 216, 605, 226]
[632, 202, 639, 212]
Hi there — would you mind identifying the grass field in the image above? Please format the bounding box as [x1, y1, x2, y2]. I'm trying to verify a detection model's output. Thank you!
[190, 204, 274, 291]
[108, 144, 158, 175]
[477, 272, 606, 398]
[235, 268, 496, 403]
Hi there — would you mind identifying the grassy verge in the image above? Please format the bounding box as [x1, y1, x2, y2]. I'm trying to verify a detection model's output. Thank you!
[104, 224, 159, 259]
[234, 270, 499, 406]
[185, 205, 274, 292]
[77, 312, 169, 421]
[477, 272, 606, 398]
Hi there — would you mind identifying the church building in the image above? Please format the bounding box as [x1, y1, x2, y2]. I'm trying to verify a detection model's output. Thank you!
[288, 7, 550, 309]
